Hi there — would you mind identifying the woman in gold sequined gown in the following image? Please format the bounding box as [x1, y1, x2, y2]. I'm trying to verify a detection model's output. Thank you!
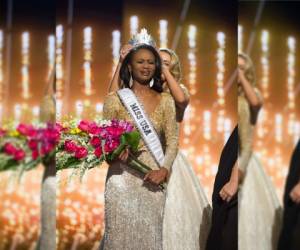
[100, 44, 178, 250]
[108, 44, 211, 250]
[238, 53, 281, 250]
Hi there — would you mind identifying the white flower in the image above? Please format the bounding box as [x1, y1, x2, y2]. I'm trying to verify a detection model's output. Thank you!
[98, 120, 111, 126]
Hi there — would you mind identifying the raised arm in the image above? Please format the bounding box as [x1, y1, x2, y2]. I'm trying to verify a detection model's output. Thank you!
[162, 65, 190, 108]
[108, 44, 133, 93]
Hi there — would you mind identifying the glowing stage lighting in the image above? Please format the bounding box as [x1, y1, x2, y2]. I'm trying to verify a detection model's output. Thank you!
[47, 35, 55, 79]
[130, 16, 139, 36]
[275, 114, 283, 143]
[83, 27, 93, 96]
[112, 30, 121, 72]
[0, 30, 3, 100]
[216, 31, 226, 133]
[187, 25, 197, 95]
[238, 25, 243, 52]
[75, 100, 83, 118]
[0, 30, 3, 122]
[14, 103, 22, 121]
[159, 20, 168, 48]
[56, 25, 64, 118]
[21, 32, 30, 100]
[203, 110, 211, 140]
[260, 30, 270, 99]
[287, 36, 296, 135]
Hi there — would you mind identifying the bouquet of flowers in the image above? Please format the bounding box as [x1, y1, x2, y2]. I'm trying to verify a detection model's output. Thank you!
[0, 123, 59, 174]
[56, 119, 162, 187]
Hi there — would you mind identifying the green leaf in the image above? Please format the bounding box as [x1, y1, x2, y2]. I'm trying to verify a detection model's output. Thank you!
[109, 143, 126, 160]
[122, 131, 140, 151]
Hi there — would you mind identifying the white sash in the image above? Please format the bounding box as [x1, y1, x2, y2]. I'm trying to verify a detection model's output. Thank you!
[117, 88, 165, 167]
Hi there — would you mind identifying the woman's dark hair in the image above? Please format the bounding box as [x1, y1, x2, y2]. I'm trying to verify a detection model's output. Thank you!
[120, 44, 163, 93]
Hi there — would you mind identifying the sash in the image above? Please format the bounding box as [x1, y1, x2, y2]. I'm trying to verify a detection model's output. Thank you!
[117, 88, 165, 167]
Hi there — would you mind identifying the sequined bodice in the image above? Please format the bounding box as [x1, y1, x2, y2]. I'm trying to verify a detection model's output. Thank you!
[103, 91, 179, 170]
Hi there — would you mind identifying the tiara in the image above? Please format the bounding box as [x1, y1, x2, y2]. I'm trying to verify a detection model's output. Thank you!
[128, 28, 156, 47]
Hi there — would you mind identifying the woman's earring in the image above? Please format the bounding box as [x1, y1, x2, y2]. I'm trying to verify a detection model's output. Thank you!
[129, 73, 133, 88]
[149, 78, 154, 88]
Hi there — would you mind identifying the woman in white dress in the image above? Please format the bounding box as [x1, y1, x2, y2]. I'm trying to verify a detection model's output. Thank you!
[36, 72, 56, 250]
[238, 52, 282, 250]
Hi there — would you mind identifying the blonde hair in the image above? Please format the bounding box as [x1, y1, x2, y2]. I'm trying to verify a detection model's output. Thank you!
[238, 52, 256, 86]
[159, 48, 182, 83]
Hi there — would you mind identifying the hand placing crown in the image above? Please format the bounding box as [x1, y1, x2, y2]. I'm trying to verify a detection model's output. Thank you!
[128, 28, 156, 47]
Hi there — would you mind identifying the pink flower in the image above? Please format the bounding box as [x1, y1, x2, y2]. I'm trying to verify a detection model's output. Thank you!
[104, 138, 120, 153]
[64, 140, 78, 153]
[14, 149, 25, 161]
[17, 124, 28, 135]
[28, 140, 38, 150]
[41, 144, 54, 155]
[32, 150, 39, 160]
[94, 147, 103, 158]
[99, 129, 109, 139]
[75, 147, 88, 159]
[17, 124, 37, 137]
[44, 128, 60, 144]
[119, 121, 134, 132]
[28, 127, 38, 137]
[88, 122, 101, 135]
[55, 123, 66, 132]
[106, 126, 125, 138]
[3, 143, 17, 155]
[90, 136, 101, 148]
[0, 128, 6, 137]
[78, 120, 91, 133]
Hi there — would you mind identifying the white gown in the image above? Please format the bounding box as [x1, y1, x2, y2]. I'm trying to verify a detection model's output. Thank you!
[163, 151, 212, 250]
[37, 174, 56, 250]
[239, 154, 282, 250]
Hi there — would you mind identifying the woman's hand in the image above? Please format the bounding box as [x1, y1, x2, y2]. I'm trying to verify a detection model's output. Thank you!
[290, 182, 300, 204]
[118, 147, 130, 162]
[238, 68, 246, 83]
[144, 167, 169, 186]
[160, 65, 170, 82]
[219, 179, 238, 202]
[120, 44, 133, 62]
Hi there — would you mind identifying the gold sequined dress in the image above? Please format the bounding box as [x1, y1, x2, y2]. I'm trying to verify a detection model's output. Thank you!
[100, 91, 178, 250]
[238, 95, 282, 250]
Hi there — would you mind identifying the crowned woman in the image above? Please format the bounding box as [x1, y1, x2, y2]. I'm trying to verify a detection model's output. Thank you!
[99, 29, 210, 250]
